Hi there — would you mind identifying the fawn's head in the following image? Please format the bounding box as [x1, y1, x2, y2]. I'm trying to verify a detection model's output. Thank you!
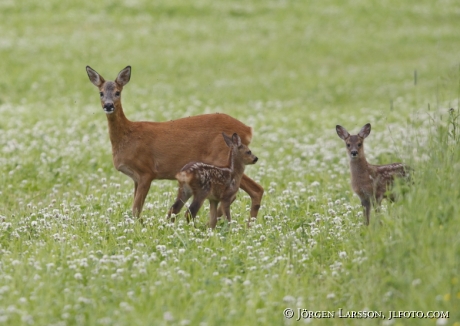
[336, 123, 371, 160]
[86, 66, 131, 114]
[222, 132, 258, 165]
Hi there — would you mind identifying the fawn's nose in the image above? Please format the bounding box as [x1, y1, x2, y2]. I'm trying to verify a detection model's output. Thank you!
[351, 150, 358, 157]
[253, 157, 258, 163]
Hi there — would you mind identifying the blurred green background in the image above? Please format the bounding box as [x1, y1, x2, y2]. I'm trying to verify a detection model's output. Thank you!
[1, 0, 459, 115]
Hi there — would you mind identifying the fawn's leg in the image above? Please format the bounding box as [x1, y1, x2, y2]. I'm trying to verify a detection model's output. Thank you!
[168, 183, 192, 222]
[375, 195, 384, 213]
[217, 197, 235, 217]
[209, 200, 219, 229]
[220, 200, 232, 223]
[361, 198, 371, 225]
[185, 193, 207, 223]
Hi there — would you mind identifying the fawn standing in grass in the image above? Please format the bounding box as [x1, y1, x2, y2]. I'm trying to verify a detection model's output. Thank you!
[336, 123, 409, 225]
[168, 132, 258, 228]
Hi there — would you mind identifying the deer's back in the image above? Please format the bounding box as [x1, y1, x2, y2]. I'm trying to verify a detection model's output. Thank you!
[374, 163, 407, 179]
[368, 163, 408, 197]
[177, 163, 235, 200]
[113, 113, 252, 180]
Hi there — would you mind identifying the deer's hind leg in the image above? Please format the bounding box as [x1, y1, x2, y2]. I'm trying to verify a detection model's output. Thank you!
[208, 200, 219, 229]
[185, 192, 208, 223]
[168, 183, 192, 222]
[239, 174, 264, 226]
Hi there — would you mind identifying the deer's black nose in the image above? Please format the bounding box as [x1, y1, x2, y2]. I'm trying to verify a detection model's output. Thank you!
[351, 151, 358, 156]
[253, 157, 258, 163]
[103, 103, 114, 112]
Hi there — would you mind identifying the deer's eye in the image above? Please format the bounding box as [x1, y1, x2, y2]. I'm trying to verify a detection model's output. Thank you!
[99, 92, 104, 97]
[358, 143, 362, 147]
[115, 91, 121, 97]
[347, 144, 350, 148]
[246, 151, 252, 155]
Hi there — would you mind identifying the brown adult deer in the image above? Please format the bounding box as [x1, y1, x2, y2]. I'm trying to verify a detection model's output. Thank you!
[336, 123, 409, 225]
[168, 132, 258, 228]
[85, 66, 264, 224]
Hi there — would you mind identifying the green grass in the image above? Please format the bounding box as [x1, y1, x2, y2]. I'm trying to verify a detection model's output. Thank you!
[1, 0, 460, 325]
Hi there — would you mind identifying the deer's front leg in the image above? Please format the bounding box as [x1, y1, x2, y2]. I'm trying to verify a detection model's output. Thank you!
[216, 196, 235, 218]
[132, 175, 154, 220]
[361, 198, 371, 225]
[239, 174, 264, 226]
[220, 200, 232, 223]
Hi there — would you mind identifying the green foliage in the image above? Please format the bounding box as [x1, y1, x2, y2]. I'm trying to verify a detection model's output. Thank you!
[0, 0, 460, 325]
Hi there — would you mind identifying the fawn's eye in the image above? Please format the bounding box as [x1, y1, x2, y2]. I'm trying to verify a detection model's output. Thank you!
[358, 143, 362, 147]
[115, 91, 121, 97]
[99, 92, 104, 97]
[347, 144, 350, 148]
[247, 151, 252, 155]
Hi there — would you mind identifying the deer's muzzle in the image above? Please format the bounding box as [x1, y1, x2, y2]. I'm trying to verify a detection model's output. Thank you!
[103, 103, 115, 113]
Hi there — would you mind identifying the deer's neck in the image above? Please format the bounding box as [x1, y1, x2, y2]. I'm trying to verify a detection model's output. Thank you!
[106, 105, 132, 147]
[227, 150, 246, 180]
[349, 156, 369, 177]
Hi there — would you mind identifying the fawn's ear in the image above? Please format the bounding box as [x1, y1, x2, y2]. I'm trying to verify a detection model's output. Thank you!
[232, 133, 242, 147]
[222, 132, 233, 147]
[116, 66, 131, 87]
[86, 66, 105, 87]
[336, 125, 350, 140]
[358, 123, 371, 138]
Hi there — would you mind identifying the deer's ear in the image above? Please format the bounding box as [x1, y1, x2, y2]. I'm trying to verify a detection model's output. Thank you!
[86, 66, 105, 87]
[232, 133, 242, 147]
[358, 123, 371, 138]
[222, 132, 233, 147]
[336, 125, 349, 140]
[116, 66, 131, 86]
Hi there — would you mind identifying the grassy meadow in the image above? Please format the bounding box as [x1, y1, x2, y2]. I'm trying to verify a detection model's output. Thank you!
[1, 0, 460, 325]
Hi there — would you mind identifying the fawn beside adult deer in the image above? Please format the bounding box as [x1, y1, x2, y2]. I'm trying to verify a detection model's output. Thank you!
[336, 123, 409, 225]
[86, 66, 264, 224]
[168, 132, 258, 228]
